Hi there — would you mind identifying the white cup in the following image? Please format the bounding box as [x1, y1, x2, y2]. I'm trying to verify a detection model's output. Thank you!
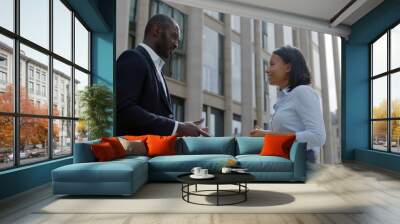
[221, 167, 232, 174]
[191, 167, 202, 176]
[200, 169, 208, 176]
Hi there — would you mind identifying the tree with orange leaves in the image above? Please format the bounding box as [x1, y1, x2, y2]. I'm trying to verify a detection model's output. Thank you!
[0, 84, 59, 151]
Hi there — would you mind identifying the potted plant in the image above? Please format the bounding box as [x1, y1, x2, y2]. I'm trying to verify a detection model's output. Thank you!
[79, 84, 113, 140]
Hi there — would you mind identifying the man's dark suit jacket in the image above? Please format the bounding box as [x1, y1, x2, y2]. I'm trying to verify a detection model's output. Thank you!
[116, 45, 175, 136]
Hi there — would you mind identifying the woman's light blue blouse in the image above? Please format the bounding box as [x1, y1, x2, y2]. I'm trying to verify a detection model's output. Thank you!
[271, 85, 326, 148]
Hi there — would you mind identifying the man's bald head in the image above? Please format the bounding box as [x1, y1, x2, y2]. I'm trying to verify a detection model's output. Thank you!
[143, 14, 180, 60]
[144, 14, 178, 39]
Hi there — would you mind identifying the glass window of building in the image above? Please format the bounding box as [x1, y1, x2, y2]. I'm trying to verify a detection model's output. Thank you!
[74, 17, 90, 70]
[0, 0, 91, 170]
[231, 15, 241, 33]
[267, 22, 275, 53]
[252, 53, 256, 108]
[231, 41, 241, 102]
[311, 31, 322, 89]
[53, 0, 72, 60]
[171, 96, 185, 122]
[370, 22, 400, 153]
[128, 0, 138, 48]
[204, 10, 224, 22]
[210, 107, 224, 137]
[20, 0, 49, 49]
[0, 0, 14, 32]
[283, 25, 293, 46]
[150, 0, 186, 82]
[232, 114, 242, 136]
[261, 21, 267, 49]
[202, 26, 224, 95]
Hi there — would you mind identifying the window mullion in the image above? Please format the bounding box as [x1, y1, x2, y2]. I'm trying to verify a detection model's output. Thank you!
[14, 0, 21, 167]
[49, 0, 54, 160]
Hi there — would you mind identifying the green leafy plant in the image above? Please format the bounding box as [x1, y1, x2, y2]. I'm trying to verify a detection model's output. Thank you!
[79, 84, 113, 140]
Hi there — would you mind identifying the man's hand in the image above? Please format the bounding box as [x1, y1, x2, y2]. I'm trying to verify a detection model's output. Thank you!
[176, 118, 210, 137]
[249, 127, 270, 137]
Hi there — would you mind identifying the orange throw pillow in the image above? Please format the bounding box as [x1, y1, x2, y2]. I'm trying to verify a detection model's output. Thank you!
[259, 133, 296, 159]
[124, 135, 149, 142]
[91, 142, 118, 161]
[101, 137, 127, 158]
[146, 135, 177, 157]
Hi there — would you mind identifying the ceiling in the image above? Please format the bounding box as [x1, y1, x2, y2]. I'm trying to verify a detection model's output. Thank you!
[164, 0, 384, 37]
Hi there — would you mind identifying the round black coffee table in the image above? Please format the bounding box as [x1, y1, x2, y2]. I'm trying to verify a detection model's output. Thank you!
[177, 173, 255, 206]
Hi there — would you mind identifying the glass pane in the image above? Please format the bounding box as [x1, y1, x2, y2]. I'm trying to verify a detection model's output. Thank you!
[173, 11, 184, 49]
[74, 18, 89, 70]
[53, 0, 72, 60]
[231, 15, 240, 33]
[391, 24, 400, 70]
[202, 27, 221, 94]
[232, 118, 242, 136]
[74, 69, 89, 118]
[20, 0, 49, 49]
[159, 3, 172, 16]
[231, 41, 241, 102]
[150, 1, 158, 17]
[391, 72, 400, 118]
[171, 54, 183, 81]
[75, 120, 88, 143]
[372, 121, 387, 151]
[391, 120, 400, 153]
[0, 116, 13, 170]
[372, 33, 387, 76]
[53, 59, 72, 117]
[20, 44, 49, 115]
[20, 117, 49, 165]
[0, 34, 14, 112]
[372, 77, 387, 119]
[0, 0, 14, 31]
[53, 119, 72, 157]
[283, 26, 293, 46]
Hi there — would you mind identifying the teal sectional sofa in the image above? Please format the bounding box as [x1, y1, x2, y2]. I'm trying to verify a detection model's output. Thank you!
[52, 137, 307, 196]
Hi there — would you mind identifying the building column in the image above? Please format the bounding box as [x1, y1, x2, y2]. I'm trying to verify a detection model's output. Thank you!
[115, 0, 130, 58]
[240, 17, 253, 136]
[332, 36, 342, 163]
[224, 14, 233, 136]
[135, 0, 150, 45]
[318, 33, 334, 164]
[298, 29, 312, 67]
[185, 8, 203, 121]
[254, 20, 264, 127]
[274, 24, 284, 48]
[292, 28, 300, 48]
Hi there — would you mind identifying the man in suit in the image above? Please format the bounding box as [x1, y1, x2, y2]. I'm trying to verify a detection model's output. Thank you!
[116, 14, 209, 137]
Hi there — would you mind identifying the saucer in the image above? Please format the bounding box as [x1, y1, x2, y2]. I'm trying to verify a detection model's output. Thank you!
[190, 174, 215, 179]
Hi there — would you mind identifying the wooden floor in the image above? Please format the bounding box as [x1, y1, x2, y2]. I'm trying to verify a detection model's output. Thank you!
[1, 162, 400, 224]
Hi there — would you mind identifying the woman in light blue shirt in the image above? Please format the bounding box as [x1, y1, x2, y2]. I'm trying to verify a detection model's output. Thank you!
[250, 46, 326, 162]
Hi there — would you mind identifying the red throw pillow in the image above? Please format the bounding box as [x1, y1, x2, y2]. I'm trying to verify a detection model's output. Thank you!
[91, 142, 118, 161]
[101, 137, 127, 158]
[146, 135, 177, 157]
[259, 133, 296, 159]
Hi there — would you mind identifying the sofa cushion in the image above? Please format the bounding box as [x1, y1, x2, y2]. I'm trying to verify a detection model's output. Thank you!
[236, 155, 293, 172]
[148, 154, 235, 172]
[52, 158, 147, 183]
[74, 140, 100, 163]
[235, 137, 263, 155]
[177, 137, 235, 155]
